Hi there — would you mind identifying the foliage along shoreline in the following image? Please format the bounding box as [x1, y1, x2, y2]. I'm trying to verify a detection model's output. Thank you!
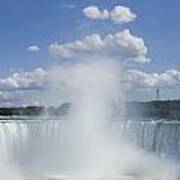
[0, 100, 180, 120]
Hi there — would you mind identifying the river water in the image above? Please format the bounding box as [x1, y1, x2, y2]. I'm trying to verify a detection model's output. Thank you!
[0, 117, 179, 180]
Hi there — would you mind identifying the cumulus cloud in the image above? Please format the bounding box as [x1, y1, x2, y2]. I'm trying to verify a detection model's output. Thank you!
[0, 66, 180, 106]
[0, 68, 47, 91]
[1, 68, 179, 93]
[27, 45, 40, 52]
[111, 6, 136, 24]
[49, 29, 148, 63]
[83, 6, 109, 20]
[126, 69, 180, 89]
[83, 5, 136, 24]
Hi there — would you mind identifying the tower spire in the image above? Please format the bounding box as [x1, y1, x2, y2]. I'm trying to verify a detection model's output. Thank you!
[156, 88, 160, 100]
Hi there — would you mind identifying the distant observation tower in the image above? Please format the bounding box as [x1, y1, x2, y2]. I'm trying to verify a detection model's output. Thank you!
[156, 88, 160, 100]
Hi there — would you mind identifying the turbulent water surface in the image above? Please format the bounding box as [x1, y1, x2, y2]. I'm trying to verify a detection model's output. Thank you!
[0, 117, 180, 180]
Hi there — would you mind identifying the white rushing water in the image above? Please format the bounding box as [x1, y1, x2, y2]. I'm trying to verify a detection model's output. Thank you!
[0, 119, 179, 179]
[0, 58, 179, 179]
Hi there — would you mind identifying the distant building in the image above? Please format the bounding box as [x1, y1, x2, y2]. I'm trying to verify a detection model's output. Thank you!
[156, 88, 160, 100]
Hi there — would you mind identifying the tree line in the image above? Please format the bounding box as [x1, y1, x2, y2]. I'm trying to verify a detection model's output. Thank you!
[0, 100, 180, 120]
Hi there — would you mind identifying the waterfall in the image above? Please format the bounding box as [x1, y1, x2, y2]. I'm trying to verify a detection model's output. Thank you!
[0, 118, 179, 179]
[114, 120, 180, 159]
[0, 119, 180, 164]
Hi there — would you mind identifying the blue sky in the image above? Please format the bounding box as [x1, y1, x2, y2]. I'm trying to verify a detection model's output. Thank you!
[1, 0, 180, 73]
[0, 0, 180, 104]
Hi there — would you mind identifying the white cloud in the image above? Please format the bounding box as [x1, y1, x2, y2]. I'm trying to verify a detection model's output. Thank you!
[0, 67, 180, 106]
[126, 69, 180, 89]
[1, 68, 179, 93]
[83, 5, 136, 24]
[111, 6, 136, 24]
[49, 29, 148, 63]
[27, 45, 40, 52]
[83, 6, 109, 20]
[0, 68, 47, 91]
